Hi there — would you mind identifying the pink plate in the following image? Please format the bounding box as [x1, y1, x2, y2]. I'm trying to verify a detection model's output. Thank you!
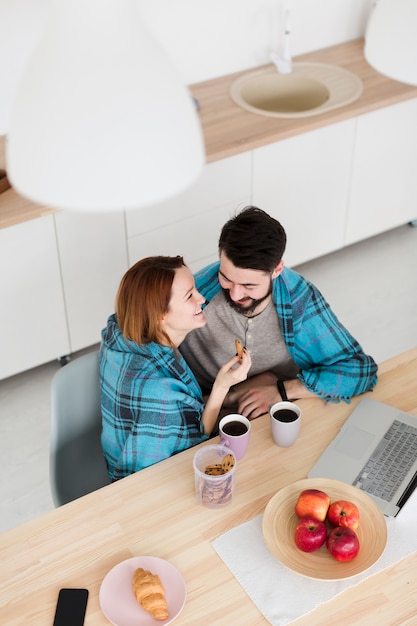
[99, 556, 186, 626]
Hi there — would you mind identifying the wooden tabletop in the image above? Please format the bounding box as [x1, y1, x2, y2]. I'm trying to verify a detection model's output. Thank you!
[1, 347, 417, 625]
[2, 39, 417, 230]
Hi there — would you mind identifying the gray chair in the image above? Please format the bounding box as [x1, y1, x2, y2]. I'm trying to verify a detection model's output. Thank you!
[50, 350, 110, 506]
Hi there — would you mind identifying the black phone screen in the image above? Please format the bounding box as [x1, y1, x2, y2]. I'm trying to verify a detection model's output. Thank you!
[53, 588, 89, 626]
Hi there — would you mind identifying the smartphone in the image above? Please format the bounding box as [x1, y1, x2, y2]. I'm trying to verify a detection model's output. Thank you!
[53, 588, 89, 626]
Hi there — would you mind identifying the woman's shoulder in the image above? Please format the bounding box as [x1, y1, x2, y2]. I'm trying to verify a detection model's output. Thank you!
[100, 341, 177, 390]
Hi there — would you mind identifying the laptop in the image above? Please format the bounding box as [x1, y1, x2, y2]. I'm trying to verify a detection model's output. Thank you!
[308, 397, 417, 516]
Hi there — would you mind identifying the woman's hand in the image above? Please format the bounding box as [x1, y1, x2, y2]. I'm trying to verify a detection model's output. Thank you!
[202, 350, 252, 436]
[214, 349, 252, 391]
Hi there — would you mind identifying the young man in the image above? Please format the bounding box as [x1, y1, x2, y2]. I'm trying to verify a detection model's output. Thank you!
[179, 206, 378, 419]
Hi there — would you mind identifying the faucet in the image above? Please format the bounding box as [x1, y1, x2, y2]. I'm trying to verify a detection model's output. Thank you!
[270, 8, 292, 74]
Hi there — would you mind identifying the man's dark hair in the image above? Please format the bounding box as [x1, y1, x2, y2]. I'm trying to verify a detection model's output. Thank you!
[218, 206, 287, 272]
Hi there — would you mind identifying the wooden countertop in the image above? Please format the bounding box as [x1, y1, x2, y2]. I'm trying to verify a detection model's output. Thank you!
[191, 38, 417, 162]
[1, 347, 417, 625]
[2, 39, 417, 229]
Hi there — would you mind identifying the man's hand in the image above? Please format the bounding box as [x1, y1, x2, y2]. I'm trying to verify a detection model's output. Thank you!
[237, 385, 278, 419]
[225, 375, 314, 419]
[224, 372, 277, 411]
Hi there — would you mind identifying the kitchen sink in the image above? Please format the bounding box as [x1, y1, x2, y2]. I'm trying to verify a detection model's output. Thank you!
[230, 62, 363, 118]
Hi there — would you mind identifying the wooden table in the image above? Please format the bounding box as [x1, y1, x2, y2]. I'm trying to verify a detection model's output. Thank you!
[2, 347, 417, 625]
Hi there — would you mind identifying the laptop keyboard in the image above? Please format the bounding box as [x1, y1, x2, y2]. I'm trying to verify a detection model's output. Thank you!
[353, 419, 417, 502]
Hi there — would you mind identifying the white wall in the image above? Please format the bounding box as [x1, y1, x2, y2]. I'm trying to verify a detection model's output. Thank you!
[139, 0, 374, 84]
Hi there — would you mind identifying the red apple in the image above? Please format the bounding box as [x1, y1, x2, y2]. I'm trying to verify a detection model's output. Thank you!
[327, 500, 360, 530]
[326, 526, 360, 562]
[294, 517, 328, 552]
[295, 489, 330, 522]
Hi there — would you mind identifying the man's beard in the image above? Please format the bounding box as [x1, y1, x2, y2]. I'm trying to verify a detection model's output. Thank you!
[222, 281, 272, 317]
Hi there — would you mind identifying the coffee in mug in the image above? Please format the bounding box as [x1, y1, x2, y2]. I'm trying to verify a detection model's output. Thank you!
[272, 408, 299, 423]
[221, 420, 248, 436]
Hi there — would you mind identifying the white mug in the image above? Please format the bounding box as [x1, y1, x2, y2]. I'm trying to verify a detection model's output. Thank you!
[269, 401, 301, 447]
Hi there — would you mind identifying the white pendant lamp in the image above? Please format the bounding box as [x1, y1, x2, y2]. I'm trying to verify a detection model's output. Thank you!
[0, 0, 51, 135]
[364, 0, 417, 86]
[6, 0, 205, 212]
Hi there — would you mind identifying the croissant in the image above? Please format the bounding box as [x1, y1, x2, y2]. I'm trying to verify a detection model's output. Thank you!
[132, 567, 169, 621]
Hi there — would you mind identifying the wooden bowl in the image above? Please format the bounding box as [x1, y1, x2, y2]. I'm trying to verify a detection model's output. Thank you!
[262, 477, 387, 580]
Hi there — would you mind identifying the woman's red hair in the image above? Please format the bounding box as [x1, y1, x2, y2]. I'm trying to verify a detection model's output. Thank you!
[116, 255, 185, 347]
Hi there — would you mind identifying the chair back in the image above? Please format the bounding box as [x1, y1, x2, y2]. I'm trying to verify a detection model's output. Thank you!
[50, 350, 110, 506]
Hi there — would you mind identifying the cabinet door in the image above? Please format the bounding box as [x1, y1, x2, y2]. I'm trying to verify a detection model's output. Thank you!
[54, 212, 128, 353]
[346, 98, 417, 245]
[127, 152, 252, 271]
[252, 120, 356, 267]
[0, 216, 69, 379]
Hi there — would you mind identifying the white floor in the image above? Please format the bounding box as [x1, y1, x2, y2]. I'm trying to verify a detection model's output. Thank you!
[1, 223, 416, 534]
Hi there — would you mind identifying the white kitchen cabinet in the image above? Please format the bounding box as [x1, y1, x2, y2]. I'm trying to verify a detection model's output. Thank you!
[127, 152, 252, 271]
[345, 98, 417, 245]
[0, 216, 69, 379]
[252, 119, 356, 267]
[54, 211, 128, 353]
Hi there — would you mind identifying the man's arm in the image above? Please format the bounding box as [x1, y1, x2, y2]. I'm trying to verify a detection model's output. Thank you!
[224, 372, 315, 419]
[275, 268, 378, 404]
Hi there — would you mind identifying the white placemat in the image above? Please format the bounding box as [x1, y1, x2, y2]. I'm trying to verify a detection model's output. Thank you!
[211, 491, 417, 625]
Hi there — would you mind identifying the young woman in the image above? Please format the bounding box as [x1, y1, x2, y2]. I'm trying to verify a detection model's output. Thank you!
[100, 255, 251, 481]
